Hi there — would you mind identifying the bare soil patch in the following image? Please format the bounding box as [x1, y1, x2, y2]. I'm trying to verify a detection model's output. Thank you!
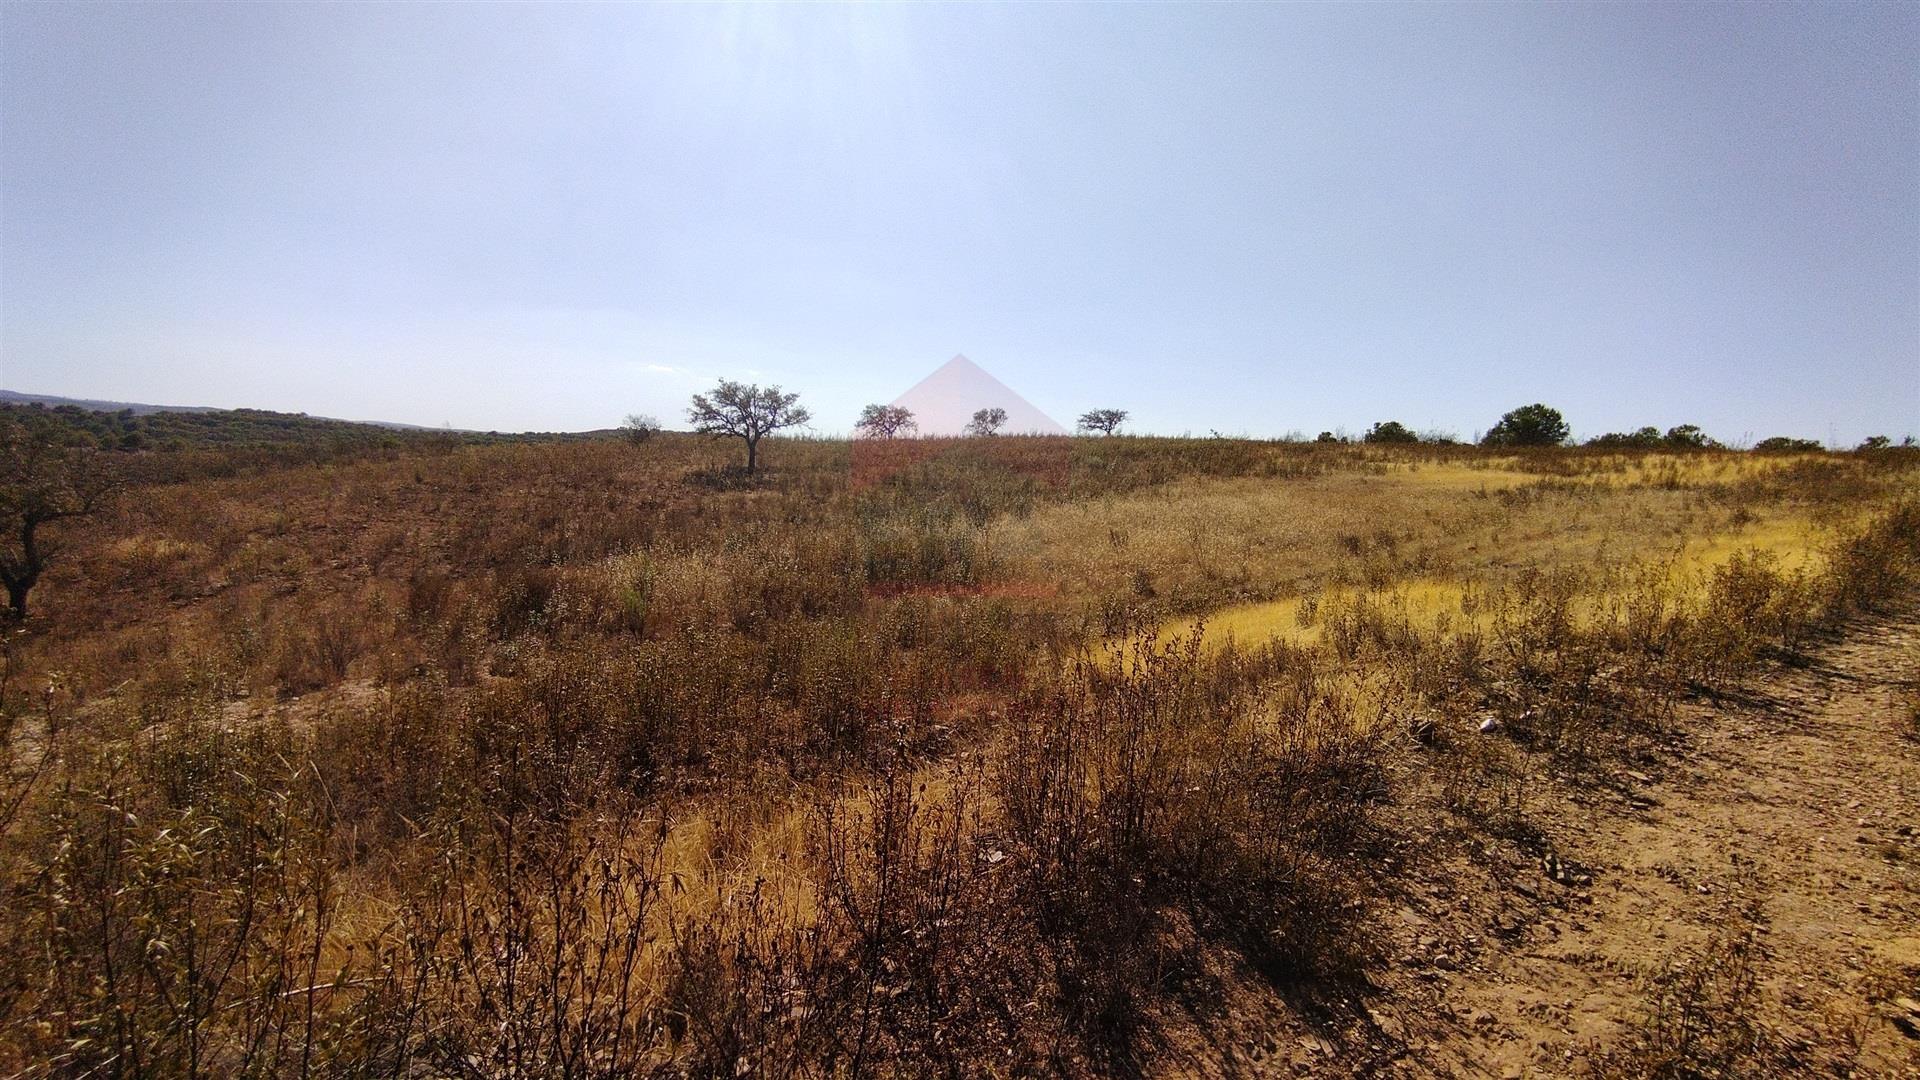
[1382, 600, 1917, 1077]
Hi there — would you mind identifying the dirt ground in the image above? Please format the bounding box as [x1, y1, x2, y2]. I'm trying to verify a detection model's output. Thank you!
[1160, 598, 1920, 1078]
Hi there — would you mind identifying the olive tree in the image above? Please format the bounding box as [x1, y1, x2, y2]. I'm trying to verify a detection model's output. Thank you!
[1076, 408, 1129, 436]
[688, 380, 810, 473]
[1, 425, 122, 622]
[966, 407, 1008, 436]
[855, 404, 916, 439]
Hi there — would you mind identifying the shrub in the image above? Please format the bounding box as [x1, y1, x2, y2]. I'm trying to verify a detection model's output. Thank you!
[1363, 420, 1419, 444]
[998, 630, 1387, 1051]
[1481, 403, 1570, 447]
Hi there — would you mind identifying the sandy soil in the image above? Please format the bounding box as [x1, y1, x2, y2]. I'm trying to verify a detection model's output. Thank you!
[1160, 598, 1920, 1078]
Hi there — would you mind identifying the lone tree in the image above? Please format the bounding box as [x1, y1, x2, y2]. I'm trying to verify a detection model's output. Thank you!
[966, 407, 1008, 436]
[621, 413, 659, 445]
[1077, 408, 1129, 436]
[688, 381, 810, 473]
[855, 404, 916, 439]
[1, 425, 122, 622]
[1481, 403, 1569, 447]
[1363, 420, 1419, 444]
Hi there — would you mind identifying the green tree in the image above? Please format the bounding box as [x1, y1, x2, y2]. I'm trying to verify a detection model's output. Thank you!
[1752, 436, 1823, 453]
[1587, 427, 1662, 448]
[1481, 403, 1569, 447]
[1664, 424, 1715, 449]
[1076, 408, 1129, 436]
[1362, 420, 1419, 444]
[855, 404, 916, 439]
[965, 407, 1009, 436]
[687, 381, 811, 473]
[0, 423, 122, 621]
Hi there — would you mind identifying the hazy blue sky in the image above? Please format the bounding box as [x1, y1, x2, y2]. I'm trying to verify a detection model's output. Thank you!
[3, 2, 1915, 442]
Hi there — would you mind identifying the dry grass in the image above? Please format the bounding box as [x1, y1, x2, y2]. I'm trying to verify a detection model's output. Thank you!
[1, 436, 1916, 1075]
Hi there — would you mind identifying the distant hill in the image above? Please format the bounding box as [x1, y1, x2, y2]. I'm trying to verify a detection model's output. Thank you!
[0, 389, 443, 431]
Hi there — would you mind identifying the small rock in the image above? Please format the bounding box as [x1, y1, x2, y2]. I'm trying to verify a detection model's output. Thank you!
[1433, 953, 1458, 971]
[1478, 716, 1502, 734]
[1367, 1007, 1405, 1038]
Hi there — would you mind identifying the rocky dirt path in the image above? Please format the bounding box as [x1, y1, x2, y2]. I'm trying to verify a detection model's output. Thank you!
[1380, 600, 1920, 1078]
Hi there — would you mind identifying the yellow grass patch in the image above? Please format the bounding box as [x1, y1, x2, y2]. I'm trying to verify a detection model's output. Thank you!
[1374, 459, 1534, 491]
[1163, 578, 1479, 649]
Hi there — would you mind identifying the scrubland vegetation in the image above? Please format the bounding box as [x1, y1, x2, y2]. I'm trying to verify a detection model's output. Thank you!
[2, 417, 1918, 1076]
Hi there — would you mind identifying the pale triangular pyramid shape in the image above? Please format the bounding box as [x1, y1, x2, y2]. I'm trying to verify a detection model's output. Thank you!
[888, 355, 1066, 436]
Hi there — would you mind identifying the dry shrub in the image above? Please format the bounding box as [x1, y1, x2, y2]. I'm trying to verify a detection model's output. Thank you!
[998, 630, 1390, 1055]
[1682, 551, 1819, 682]
[1824, 502, 1920, 617]
[273, 593, 386, 696]
[1593, 866, 1863, 1080]
[0, 713, 405, 1078]
[402, 795, 670, 1077]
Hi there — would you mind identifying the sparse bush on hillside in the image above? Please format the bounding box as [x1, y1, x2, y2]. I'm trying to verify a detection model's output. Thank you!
[1663, 424, 1716, 449]
[1753, 435, 1823, 453]
[1589, 426, 1667, 449]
